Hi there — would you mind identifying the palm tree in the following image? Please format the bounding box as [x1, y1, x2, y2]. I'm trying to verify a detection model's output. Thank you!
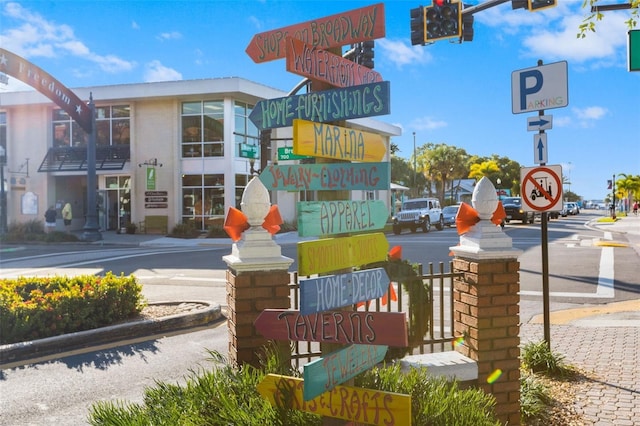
[416, 143, 469, 203]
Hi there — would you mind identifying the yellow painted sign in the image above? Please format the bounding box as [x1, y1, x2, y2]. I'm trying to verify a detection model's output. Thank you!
[257, 374, 412, 426]
[293, 119, 386, 162]
[298, 232, 388, 276]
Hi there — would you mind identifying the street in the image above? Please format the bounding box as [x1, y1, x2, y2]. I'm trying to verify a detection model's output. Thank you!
[0, 211, 638, 425]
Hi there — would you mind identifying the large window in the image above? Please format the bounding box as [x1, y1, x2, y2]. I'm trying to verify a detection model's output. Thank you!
[96, 105, 130, 146]
[234, 101, 259, 158]
[52, 105, 130, 147]
[181, 101, 224, 157]
[182, 173, 224, 230]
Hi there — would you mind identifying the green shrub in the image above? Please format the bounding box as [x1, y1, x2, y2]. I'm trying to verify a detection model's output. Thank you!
[206, 223, 227, 238]
[88, 352, 500, 425]
[521, 340, 570, 376]
[169, 222, 200, 239]
[0, 221, 79, 243]
[0, 272, 145, 344]
[520, 371, 551, 422]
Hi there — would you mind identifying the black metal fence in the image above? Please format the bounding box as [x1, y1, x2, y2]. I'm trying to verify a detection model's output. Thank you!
[288, 261, 461, 369]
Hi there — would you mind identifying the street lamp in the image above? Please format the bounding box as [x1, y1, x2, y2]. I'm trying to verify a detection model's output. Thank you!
[412, 132, 416, 189]
[0, 145, 7, 235]
[497, 178, 502, 201]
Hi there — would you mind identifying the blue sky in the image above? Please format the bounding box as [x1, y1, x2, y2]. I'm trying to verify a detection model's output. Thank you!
[1, 0, 638, 200]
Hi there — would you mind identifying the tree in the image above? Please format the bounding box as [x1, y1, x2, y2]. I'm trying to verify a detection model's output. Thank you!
[578, 0, 639, 38]
[416, 143, 469, 203]
[615, 173, 640, 211]
[467, 155, 523, 197]
[468, 160, 500, 180]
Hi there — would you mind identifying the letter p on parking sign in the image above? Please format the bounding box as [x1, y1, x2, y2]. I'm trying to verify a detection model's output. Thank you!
[511, 61, 568, 114]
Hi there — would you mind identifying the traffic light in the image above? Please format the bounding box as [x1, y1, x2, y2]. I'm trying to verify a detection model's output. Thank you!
[462, 12, 474, 42]
[410, 6, 426, 46]
[357, 41, 375, 69]
[528, 0, 556, 11]
[425, 0, 462, 42]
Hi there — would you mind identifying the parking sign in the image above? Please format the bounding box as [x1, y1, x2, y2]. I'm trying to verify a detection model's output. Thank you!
[512, 61, 568, 114]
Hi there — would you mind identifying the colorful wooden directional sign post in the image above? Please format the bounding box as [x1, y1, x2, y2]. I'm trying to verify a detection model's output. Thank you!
[248, 81, 390, 130]
[293, 119, 386, 162]
[303, 344, 388, 401]
[257, 374, 412, 426]
[245, 3, 385, 63]
[259, 162, 389, 192]
[297, 200, 388, 237]
[285, 37, 382, 88]
[298, 232, 388, 276]
[254, 309, 408, 347]
[299, 267, 390, 315]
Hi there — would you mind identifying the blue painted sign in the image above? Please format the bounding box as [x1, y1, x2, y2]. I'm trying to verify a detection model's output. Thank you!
[259, 163, 389, 191]
[303, 344, 388, 401]
[297, 200, 389, 237]
[249, 81, 391, 130]
[299, 267, 390, 315]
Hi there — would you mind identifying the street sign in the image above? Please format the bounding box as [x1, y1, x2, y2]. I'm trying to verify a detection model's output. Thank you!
[277, 146, 310, 161]
[293, 119, 386, 162]
[299, 267, 390, 315]
[254, 309, 409, 347]
[248, 81, 391, 130]
[298, 232, 388, 275]
[297, 200, 389, 237]
[285, 37, 383, 88]
[629, 29, 640, 72]
[527, 115, 553, 131]
[240, 143, 258, 159]
[259, 162, 389, 192]
[533, 133, 548, 165]
[520, 165, 563, 212]
[511, 61, 568, 114]
[256, 374, 412, 425]
[245, 3, 386, 63]
[303, 344, 388, 401]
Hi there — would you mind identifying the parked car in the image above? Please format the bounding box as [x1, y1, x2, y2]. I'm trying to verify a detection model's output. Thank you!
[502, 197, 535, 224]
[392, 197, 444, 234]
[442, 204, 460, 227]
[563, 202, 580, 216]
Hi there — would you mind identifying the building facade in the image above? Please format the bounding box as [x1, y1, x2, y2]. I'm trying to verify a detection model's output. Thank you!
[0, 78, 400, 234]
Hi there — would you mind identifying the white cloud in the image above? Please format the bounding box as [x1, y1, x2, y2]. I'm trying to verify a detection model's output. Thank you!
[378, 38, 431, 68]
[157, 31, 182, 41]
[144, 60, 182, 82]
[410, 116, 448, 131]
[248, 16, 262, 30]
[0, 2, 135, 74]
[132, 21, 140, 30]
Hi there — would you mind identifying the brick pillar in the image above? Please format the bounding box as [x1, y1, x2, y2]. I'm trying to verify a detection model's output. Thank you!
[449, 177, 523, 425]
[452, 257, 521, 425]
[226, 268, 291, 367]
[223, 177, 293, 368]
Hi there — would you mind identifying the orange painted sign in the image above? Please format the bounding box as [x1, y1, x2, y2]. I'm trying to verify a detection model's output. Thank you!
[257, 374, 412, 425]
[293, 119, 386, 162]
[285, 37, 382, 88]
[246, 3, 385, 63]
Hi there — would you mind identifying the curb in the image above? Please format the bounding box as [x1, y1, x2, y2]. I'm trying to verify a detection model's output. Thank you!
[0, 301, 222, 368]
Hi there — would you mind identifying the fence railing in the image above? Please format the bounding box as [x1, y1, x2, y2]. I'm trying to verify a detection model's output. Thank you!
[288, 261, 461, 369]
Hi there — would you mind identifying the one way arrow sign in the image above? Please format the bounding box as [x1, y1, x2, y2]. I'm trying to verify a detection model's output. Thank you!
[534, 133, 548, 164]
[527, 115, 553, 131]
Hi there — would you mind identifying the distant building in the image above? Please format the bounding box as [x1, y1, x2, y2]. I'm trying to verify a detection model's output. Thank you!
[0, 78, 400, 233]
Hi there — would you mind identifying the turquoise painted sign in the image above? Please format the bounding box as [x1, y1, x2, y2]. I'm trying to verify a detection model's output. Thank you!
[297, 200, 389, 237]
[259, 163, 389, 192]
[248, 81, 390, 130]
[303, 344, 388, 401]
[299, 267, 390, 315]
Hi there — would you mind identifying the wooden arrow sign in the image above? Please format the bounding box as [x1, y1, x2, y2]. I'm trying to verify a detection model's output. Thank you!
[303, 344, 388, 401]
[256, 374, 412, 425]
[248, 81, 390, 130]
[293, 119, 386, 162]
[299, 267, 390, 315]
[245, 3, 385, 63]
[297, 200, 389, 237]
[254, 309, 408, 347]
[298, 232, 388, 276]
[259, 162, 389, 191]
[285, 37, 382, 88]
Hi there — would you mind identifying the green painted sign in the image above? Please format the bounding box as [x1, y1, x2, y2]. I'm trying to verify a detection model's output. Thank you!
[630, 30, 640, 72]
[277, 146, 310, 161]
[240, 143, 258, 159]
[303, 344, 388, 401]
[297, 200, 389, 237]
[259, 163, 389, 191]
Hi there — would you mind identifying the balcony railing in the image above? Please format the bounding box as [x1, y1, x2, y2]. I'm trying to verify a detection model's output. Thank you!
[38, 145, 130, 172]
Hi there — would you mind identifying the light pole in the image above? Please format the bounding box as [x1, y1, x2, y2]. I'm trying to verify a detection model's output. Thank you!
[497, 178, 502, 200]
[0, 145, 7, 235]
[412, 132, 416, 190]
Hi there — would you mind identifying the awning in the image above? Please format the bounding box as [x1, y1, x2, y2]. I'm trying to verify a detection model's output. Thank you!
[390, 183, 410, 191]
[39, 146, 130, 172]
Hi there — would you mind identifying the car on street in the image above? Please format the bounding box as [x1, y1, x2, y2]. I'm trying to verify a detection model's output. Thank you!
[502, 197, 535, 224]
[563, 202, 580, 216]
[442, 204, 460, 227]
[392, 197, 444, 234]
